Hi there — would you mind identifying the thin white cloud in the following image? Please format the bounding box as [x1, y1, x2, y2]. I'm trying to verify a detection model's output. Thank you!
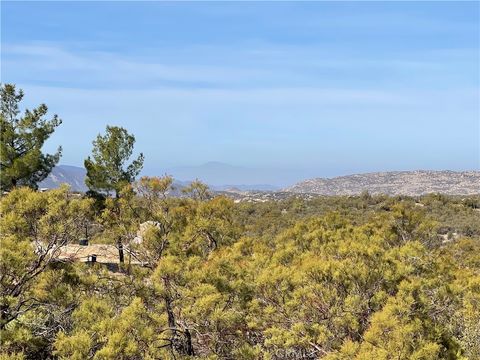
[3, 43, 277, 86]
[4, 42, 474, 90]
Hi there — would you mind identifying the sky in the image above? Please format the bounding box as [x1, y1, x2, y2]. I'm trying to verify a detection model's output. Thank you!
[1, 1, 479, 185]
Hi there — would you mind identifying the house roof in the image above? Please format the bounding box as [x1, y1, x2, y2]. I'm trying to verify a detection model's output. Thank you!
[57, 244, 143, 265]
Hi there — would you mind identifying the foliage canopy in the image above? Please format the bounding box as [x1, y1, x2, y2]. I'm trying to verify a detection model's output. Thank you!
[84, 126, 144, 197]
[1, 183, 479, 359]
[0, 84, 62, 191]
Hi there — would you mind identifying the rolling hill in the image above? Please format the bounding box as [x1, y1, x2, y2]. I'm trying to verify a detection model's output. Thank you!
[284, 170, 480, 196]
[39, 165, 88, 192]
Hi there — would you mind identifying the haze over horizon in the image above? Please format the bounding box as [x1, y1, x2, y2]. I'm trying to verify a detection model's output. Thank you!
[2, 1, 479, 183]
[49, 162, 479, 189]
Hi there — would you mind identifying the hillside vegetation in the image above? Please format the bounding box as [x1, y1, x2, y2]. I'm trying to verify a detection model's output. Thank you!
[1, 185, 480, 360]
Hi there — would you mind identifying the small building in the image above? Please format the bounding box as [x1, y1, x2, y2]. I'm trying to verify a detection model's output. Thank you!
[57, 243, 144, 271]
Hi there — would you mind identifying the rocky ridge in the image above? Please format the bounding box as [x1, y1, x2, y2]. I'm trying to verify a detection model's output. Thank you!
[284, 170, 480, 196]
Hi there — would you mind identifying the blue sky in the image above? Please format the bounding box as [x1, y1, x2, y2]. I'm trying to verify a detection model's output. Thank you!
[1, 1, 479, 184]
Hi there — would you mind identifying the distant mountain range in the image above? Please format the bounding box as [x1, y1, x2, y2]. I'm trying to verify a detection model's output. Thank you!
[40, 166, 479, 196]
[164, 161, 289, 189]
[38, 164, 280, 192]
[284, 170, 480, 196]
[39, 165, 88, 192]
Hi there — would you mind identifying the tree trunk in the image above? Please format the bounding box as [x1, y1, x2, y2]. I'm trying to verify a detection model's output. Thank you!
[184, 328, 194, 356]
[118, 242, 124, 263]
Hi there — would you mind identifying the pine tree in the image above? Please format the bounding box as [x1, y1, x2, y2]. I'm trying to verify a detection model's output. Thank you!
[0, 84, 62, 191]
[84, 126, 144, 198]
